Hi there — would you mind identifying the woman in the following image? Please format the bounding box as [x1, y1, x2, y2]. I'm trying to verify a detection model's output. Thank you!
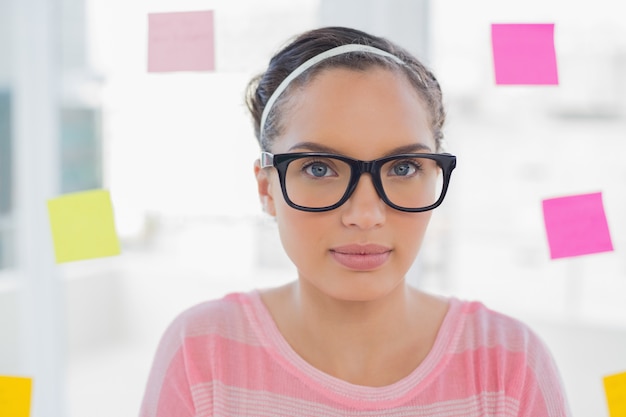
[140, 26, 571, 416]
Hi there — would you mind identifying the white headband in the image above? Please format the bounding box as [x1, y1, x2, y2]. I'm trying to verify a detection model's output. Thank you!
[259, 44, 409, 140]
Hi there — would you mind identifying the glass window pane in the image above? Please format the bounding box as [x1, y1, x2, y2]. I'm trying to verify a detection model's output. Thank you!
[60, 106, 102, 193]
[0, 89, 13, 270]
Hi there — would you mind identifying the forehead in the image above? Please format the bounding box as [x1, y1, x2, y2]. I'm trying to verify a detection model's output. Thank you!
[273, 67, 435, 158]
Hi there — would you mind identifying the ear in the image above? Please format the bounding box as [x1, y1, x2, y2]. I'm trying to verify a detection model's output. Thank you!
[254, 159, 277, 217]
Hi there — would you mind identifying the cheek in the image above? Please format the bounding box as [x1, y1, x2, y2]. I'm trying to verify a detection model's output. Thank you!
[273, 198, 339, 261]
[395, 212, 433, 252]
[274, 207, 328, 269]
[269, 176, 291, 216]
[275, 201, 327, 238]
[271, 180, 308, 243]
[413, 211, 433, 231]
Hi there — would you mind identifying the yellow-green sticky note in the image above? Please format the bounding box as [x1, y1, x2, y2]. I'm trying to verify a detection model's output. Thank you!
[47, 189, 121, 263]
[605, 371, 626, 417]
[0, 376, 32, 417]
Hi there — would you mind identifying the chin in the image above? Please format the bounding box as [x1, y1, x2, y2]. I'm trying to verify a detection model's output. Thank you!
[319, 274, 406, 303]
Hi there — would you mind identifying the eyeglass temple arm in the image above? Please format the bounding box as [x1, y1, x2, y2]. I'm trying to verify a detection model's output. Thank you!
[260, 152, 274, 168]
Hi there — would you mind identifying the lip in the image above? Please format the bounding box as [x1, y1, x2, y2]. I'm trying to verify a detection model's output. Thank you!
[330, 244, 392, 271]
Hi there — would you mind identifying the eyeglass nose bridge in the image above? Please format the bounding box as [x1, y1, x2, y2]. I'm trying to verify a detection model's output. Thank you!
[344, 159, 386, 201]
[358, 160, 376, 174]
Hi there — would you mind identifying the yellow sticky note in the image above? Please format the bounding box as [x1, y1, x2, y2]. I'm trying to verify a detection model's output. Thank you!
[604, 371, 626, 417]
[47, 189, 121, 263]
[0, 376, 32, 417]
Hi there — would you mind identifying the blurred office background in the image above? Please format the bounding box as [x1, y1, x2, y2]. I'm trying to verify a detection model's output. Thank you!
[1, 0, 625, 416]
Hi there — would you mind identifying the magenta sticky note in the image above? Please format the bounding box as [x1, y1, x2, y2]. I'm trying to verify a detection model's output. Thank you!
[148, 10, 215, 73]
[491, 23, 558, 85]
[542, 192, 613, 259]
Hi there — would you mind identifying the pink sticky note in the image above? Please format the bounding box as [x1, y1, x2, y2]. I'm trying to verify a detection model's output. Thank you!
[491, 23, 558, 85]
[542, 192, 613, 259]
[148, 10, 215, 73]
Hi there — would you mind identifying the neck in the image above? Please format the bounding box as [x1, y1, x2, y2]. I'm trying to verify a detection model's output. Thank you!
[285, 280, 423, 385]
[294, 278, 415, 340]
[260, 277, 449, 386]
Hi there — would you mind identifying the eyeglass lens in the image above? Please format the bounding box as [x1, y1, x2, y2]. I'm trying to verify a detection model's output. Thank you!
[283, 155, 443, 210]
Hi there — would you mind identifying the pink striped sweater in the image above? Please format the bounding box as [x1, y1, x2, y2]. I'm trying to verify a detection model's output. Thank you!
[139, 291, 571, 416]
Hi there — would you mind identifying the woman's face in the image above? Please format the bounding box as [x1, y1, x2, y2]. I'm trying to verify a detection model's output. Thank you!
[255, 67, 437, 302]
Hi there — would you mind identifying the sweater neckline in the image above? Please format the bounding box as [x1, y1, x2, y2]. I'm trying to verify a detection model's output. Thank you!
[242, 289, 464, 408]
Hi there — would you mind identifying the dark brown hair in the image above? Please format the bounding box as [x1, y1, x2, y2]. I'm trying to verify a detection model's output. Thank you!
[245, 26, 446, 152]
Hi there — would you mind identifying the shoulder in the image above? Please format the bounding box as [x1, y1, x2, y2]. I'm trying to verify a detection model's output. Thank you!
[449, 299, 571, 415]
[448, 299, 561, 385]
[171, 292, 250, 330]
[453, 299, 545, 354]
[157, 292, 259, 356]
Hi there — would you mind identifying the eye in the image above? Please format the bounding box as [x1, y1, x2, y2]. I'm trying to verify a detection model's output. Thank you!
[303, 161, 337, 178]
[389, 160, 420, 177]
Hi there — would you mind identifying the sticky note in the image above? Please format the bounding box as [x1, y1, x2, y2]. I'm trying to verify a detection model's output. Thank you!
[542, 192, 613, 259]
[491, 23, 559, 85]
[0, 376, 32, 417]
[47, 189, 121, 263]
[604, 371, 626, 417]
[148, 10, 215, 72]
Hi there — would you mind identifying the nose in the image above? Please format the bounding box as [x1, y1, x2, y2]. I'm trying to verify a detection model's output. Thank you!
[340, 173, 386, 229]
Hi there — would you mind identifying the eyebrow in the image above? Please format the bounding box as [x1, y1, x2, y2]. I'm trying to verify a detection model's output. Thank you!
[288, 141, 433, 156]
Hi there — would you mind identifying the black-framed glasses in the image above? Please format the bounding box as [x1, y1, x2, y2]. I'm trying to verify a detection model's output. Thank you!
[260, 151, 456, 212]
